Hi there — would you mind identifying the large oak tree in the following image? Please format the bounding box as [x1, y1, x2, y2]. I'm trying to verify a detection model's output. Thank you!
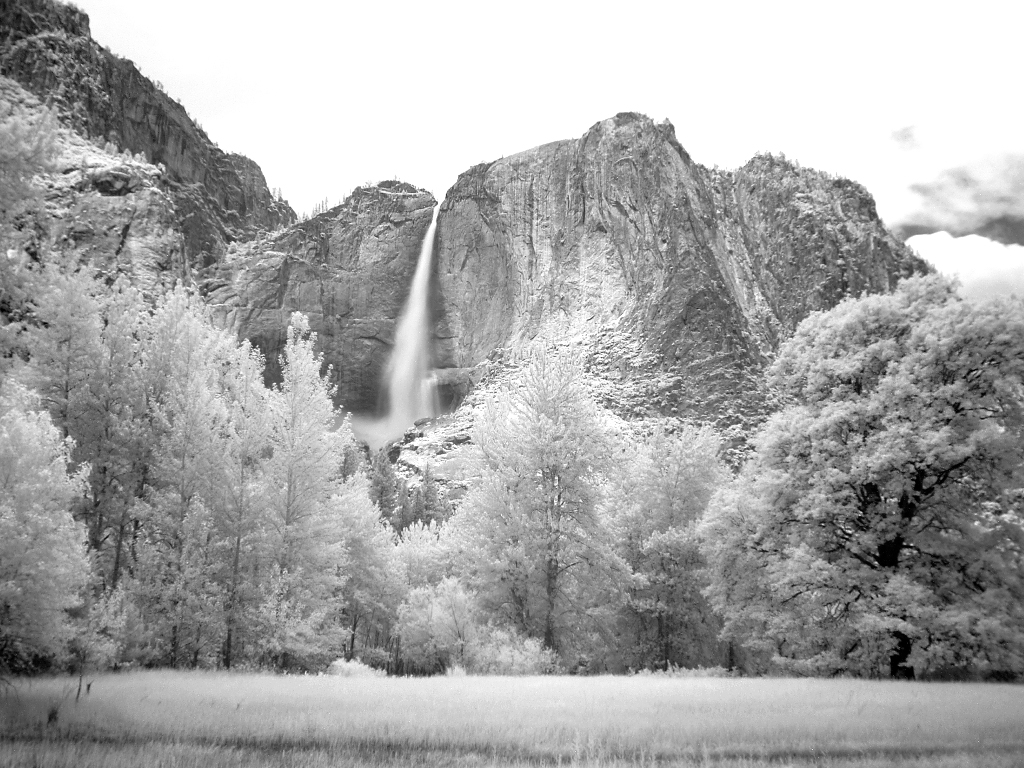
[701, 275, 1024, 678]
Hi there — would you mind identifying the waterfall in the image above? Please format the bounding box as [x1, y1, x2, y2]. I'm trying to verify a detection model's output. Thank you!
[353, 205, 439, 450]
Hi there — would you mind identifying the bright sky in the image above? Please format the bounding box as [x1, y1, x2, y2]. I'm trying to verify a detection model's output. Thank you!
[72, 0, 1022, 295]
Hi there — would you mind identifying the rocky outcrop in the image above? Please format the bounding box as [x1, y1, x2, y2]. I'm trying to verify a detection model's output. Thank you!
[205, 114, 925, 437]
[2, 4, 927, 442]
[434, 113, 927, 433]
[1, 75, 186, 296]
[206, 182, 437, 413]
[0, 0, 295, 268]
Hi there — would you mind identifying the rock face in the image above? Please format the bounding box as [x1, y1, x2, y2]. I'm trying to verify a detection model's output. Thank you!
[1, 75, 186, 295]
[0, 0, 295, 268]
[1, 2, 928, 441]
[434, 113, 927, 431]
[206, 182, 437, 414]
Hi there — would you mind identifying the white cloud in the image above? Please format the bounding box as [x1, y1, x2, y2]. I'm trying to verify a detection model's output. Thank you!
[907, 232, 1024, 299]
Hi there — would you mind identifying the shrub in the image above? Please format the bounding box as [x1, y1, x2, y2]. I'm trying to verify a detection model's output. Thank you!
[397, 578, 559, 675]
[354, 646, 393, 672]
[631, 664, 733, 678]
[466, 627, 559, 675]
[396, 578, 474, 674]
[327, 658, 384, 677]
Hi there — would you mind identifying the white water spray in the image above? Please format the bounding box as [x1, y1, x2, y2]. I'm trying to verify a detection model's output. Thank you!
[354, 206, 439, 449]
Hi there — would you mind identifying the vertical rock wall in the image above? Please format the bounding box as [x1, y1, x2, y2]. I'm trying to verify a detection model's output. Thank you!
[207, 182, 436, 414]
[433, 113, 927, 429]
[1, 0, 295, 269]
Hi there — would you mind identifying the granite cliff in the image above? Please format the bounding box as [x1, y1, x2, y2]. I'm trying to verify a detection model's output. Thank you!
[2, 0, 928, 445]
[0, 0, 294, 269]
[207, 114, 926, 458]
[1, 75, 186, 296]
[431, 113, 926, 433]
[205, 182, 438, 414]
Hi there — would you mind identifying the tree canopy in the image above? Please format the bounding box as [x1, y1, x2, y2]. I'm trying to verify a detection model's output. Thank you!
[701, 275, 1024, 678]
[454, 349, 626, 661]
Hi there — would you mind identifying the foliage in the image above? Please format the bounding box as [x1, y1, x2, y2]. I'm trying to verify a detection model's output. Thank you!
[607, 424, 730, 670]
[396, 577, 557, 675]
[396, 519, 452, 589]
[326, 657, 384, 677]
[0, 94, 57, 228]
[10, 277, 397, 673]
[0, 94, 58, 341]
[0, 381, 89, 673]
[330, 472, 403, 664]
[452, 348, 626, 661]
[701, 275, 1024, 678]
[23, 270, 149, 589]
[254, 313, 352, 670]
[68, 585, 133, 676]
[367, 448, 399, 523]
[465, 626, 559, 675]
[397, 577, 476, 674]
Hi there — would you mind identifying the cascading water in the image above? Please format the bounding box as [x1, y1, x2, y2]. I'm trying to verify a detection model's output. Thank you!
[353, 205, 440, 450]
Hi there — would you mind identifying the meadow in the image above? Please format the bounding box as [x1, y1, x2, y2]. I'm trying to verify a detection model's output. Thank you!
[2, 671, 1023, 767]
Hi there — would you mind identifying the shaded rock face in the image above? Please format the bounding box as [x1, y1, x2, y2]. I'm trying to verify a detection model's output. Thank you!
[0, 0, 295, 268]
[1, 75, 186, 295]
[435, 113, 927, 430]
[206, 182, 437, 414]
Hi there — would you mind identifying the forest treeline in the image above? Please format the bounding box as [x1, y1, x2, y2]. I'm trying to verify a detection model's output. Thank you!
[2, 97, 1023, 681]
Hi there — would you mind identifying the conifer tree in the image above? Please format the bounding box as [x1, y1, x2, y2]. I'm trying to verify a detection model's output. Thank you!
[368, 448, 400, 523]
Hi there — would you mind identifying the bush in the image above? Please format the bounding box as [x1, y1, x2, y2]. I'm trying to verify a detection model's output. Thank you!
[631, 664, 733, 678]
[396, 578, 474, 674]
[354, 646, 393, 672]
[397, 578, 559, 675]
[327, 658, 384, 677]
[466, 627, 559, 675]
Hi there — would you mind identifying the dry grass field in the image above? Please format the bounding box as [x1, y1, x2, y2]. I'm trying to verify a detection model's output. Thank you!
[2, 671, 1023, 767]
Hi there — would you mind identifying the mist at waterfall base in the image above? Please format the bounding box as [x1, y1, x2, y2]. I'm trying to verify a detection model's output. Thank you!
[352, 207, 441, 451]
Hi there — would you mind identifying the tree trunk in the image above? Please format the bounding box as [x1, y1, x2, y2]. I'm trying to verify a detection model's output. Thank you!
[544, 555, 557, 652]
[111, 507, 127, 589]
[889, 631, 915, 679]
[223, 627, 233, 669]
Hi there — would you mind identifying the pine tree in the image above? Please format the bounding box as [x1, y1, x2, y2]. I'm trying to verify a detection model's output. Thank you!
[368, 448, 400, 523]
